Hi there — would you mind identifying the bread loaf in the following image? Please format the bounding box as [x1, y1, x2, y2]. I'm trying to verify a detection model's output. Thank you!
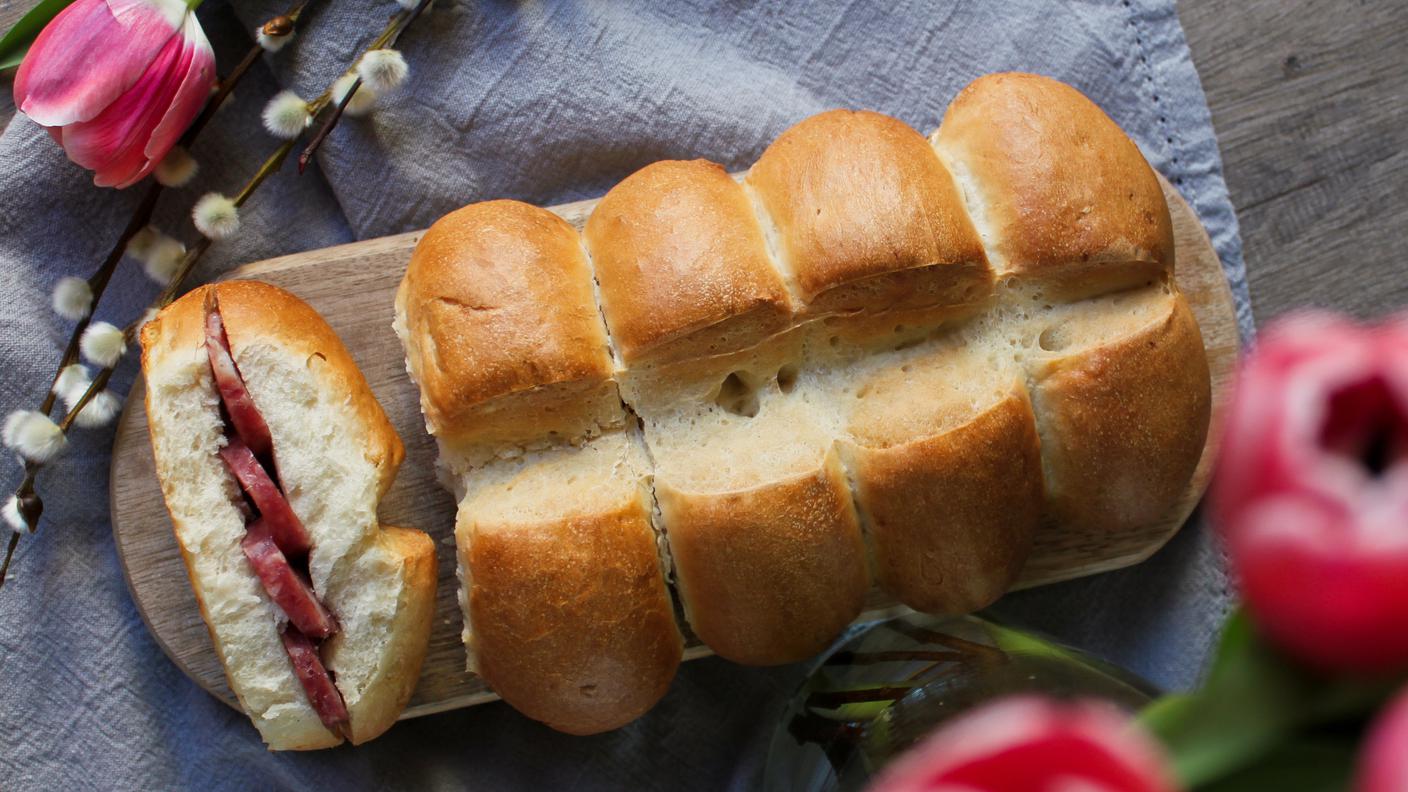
[394, 72, 1212, 734]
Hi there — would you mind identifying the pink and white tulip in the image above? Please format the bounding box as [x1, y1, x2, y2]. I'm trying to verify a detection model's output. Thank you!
[866, 696, 1178, 792]
[13, 0, 215, 188]
[1213, 313, 1408, 673]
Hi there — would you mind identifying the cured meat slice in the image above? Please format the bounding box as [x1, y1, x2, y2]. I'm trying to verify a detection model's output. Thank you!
[241, 520, 337, 640]
[205, 299, 273, 458]
[281, 626, 350, 730]
[219, 437, 312, 557]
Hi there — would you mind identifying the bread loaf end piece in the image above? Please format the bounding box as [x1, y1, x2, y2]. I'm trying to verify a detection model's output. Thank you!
[395, 200, 621, 471]
[747, 109, 994, 329]
[455, 432, 683, 735]
[585, 159, 794, 365]
[933, 72, 1173, 298]
[142, 281, 435, 750]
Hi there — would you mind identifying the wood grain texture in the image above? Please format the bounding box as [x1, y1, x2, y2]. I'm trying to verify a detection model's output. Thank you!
[109, 176, 1239, 717]
[1178, 0, 1408, 322]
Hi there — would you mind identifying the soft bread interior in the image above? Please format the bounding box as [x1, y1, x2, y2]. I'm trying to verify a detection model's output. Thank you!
[323, 526, 436, 745]
[144, 344, 339, 751]
[234, 343, 382, 595]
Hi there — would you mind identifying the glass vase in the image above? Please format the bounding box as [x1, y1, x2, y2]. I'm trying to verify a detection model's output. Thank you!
[760, 612, 1158, 792]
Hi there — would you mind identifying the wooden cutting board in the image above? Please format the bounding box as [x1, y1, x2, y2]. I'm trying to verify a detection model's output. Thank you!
[110, 174, 1240, 719]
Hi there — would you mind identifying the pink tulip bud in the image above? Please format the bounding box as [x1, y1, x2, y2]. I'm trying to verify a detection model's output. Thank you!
[1213, 313, 1408, 673]
[866, 696, 1177, 792]
[13, 0, 216, 189]
[1358, 686, 1408, 792]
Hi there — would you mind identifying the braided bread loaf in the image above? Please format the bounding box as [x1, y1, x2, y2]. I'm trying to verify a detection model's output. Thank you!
[394, 72, 1212, 734]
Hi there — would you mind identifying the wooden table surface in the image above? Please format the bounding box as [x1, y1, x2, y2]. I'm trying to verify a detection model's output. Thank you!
[2, 1, 1402, 322]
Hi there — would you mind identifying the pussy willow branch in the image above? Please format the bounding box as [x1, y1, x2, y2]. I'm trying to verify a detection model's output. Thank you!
[28, 5, 308, 421]
[298, 0, 431, 172]
[1, 4, 308, 587]
[2, 1, 431, 589]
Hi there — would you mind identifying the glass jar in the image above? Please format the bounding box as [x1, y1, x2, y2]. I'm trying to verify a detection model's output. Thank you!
[760, 612, 1157, 792]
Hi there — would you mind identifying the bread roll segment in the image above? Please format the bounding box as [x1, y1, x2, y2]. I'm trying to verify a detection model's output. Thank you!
[394, 200, 621, 472]
[1025, 289, 1211, 534]
[747, 109, 994, 322]
[142, 282, 435, 750]
[657, 447, 868, 666]
[932, 73, 1174, 296]
[455, 433, 683, 735]
[395, 72, 1212, 735]
[839, 335, 1043, 614]
[584, 159, 793, 365]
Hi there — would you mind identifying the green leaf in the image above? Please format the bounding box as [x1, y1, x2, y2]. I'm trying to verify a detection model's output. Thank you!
[1140, 609, 1397, 788]
[0, 0, 79, 72]
[1196, 736, 1356, 792]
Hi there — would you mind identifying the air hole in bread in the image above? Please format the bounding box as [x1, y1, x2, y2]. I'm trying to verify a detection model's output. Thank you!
[714, 371, 761, 418]
[828, 336, 840, 349]
[893, 336, 924, 352]
[776, 364, 799, 394]
[1038, 326, 1071, 352]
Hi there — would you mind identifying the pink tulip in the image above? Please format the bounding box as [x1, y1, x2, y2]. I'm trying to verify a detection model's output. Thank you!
[1213, 313, 1408, 673]
[1358, 685, 1408, 792]
[866, 696, 1178, 792]
[13, 0, 215, 188]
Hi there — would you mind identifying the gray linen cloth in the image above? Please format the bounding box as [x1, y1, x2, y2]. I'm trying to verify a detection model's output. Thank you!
[0, 1, 1252, 789]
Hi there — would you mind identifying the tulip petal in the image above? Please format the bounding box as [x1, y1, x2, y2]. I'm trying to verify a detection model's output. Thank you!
[867, 697, 1176, 792]
[61, 25, 196, 187]
[1359, 687, 1408, 792]
[141, 14, 214, 168]
[14, 0, 188, 127]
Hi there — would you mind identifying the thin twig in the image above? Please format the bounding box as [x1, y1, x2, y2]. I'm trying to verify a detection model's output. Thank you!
[297, 0, 432, 173]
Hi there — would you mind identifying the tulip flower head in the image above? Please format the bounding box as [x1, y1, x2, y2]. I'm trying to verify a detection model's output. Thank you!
[866, 696, 1177, 792]
[13, 0, 216, 188]
[1214, 313, 1408, 673]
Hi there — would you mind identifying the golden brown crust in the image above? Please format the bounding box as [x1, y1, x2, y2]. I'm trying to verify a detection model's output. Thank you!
[397, 199, 616, 445]
[933, 73, 1173, 293]
[461, 492, 682, 735]
[657, 449, 870, 666]
[747, 108, 993, 317]
[1029, 292, 1211, 532]
[585, 159, 794, 364]
[344, 527, 438, 745]
[844, 389, 1042, 614]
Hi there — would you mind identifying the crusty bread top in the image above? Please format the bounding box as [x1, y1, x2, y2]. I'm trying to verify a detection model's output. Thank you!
[933, 73, 1173, 291]
[142, 280, 403, 498]
[585, 159, 793, 364]
[397, 200, 615, 441]
[747, 108, 990, 310]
